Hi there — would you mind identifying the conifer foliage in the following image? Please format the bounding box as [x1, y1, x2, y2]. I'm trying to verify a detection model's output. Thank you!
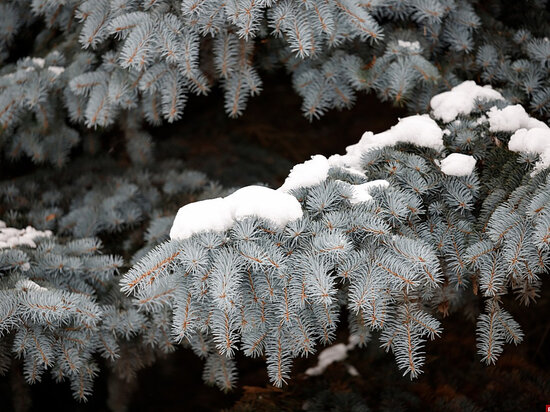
[120, 86, 550, 390]
[1, 79, 549, 400]
[0, 158, 230, 400]
[0, 157, 228, 254]
[1, 1, 550, 165]
[0, 0, 549, 406]
[0, 234, 128, 401]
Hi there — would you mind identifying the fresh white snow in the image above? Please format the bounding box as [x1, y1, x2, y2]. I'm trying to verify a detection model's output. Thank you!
[171, 114, 447, 238]
[305, 335, 359, 376]
[340, 166, 366, 178]
[16, 279, 48, 291]
[279, 155, 329, 193]
[439, 153, 476, 176]
[476, 115, 488, 125]
[170, 186, 303, 240]
[344, 180, 390, 204]
[170, 198, 235, 240]
[305, 343, 348, 376]
[0, 220, 52, 249]
[487, 105, 548, 132]
[169, 90, 550, 240]
[228, 185, 303, 225]
[430, 81, 504, 123]
[346, 365, 360, 376]
[47, 66, 65, 76]
[31, 57, 45, 68]
[508, 127, 550, 171]
[482, 99, 550, 171]
[329, 114, 444, 171]
[398, 39, 421, 51]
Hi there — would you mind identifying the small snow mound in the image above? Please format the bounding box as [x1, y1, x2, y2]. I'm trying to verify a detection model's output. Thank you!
[305, 335, 358, 377]
[47, 66, 65, 76]
[279, 155, 329, 193]
[305, 344, 348, 376]
[170, 198, 234, 240]
[339, 166, 366, 178]
[329, 115, 443, 170]
[228, 186, 303, 227]
[373, 115, 444, 150]
[31, 57, 45, 68]
[346, 365, 360, 376]
[487, 105, 548, 132]
[508, 127, 550, 171]
[0, 221, 52, 249]
[170, 186, 303, 240]
[439, 153, 476, 176]
[16, 279, 48, 292]
[476, 115, 488, 125]
[345, 180, 389, 204]
[398, 39, 421, 51]
[430, 81, 504, 123]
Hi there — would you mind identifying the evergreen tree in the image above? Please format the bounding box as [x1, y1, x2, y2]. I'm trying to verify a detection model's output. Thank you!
[1, 0, 550, 165]
[0, 0, 549, 406]
[120, 83, 550, 389]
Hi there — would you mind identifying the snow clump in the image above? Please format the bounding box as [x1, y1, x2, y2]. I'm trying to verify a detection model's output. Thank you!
[343, 180, 390, 204]
[170, 186, 303, 240]
[0, 220, 52, 249]
[329, 114, 444, 171]
[487, 105, 547, 132]
[279, 155, 330, 193]
[439, 153, 477, 176]
[430, 81, 504, 123]
[47, 66, 65, 76]
[508, 128, 550, 172]
[305, 335, 359, 376]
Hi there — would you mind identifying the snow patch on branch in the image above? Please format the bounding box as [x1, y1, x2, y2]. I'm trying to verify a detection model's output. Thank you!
[229, 186, 302, 225]
[329, 114, 444, 171]
[340, 180, 390, 204]
[16, 279, 48, 292]
[305, 335, 359, 376]
[169, 113, 449, 240]
[487, 104, 547, 132]
[439, 153, 476, 176]
[279, 155, 330, 193]
[170, 186, 303, 240]
[430, 81, 504, 123]
[47, 66, 65, 76]
[398, 39, 421, 51]
[31, 57, 45, 68]
[340, 166, 366, 178]
[508, 127, 550, 171]
[0, 221, 52, 249]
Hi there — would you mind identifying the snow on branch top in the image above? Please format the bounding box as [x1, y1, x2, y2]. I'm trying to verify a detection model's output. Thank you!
[397, 40, 421, 52]
[329, 114, 444, 171]
[170, 81, 550, 240]
[509, 128, 550, 171]
[0, 220, 52, 249]
[487, 105, 547, 132]
[279, 155, 330, 192]
[439, 153, 476, 176]
[430, 80, 550, 171]
[430, 81, 504, 123]
[486, 102, 550, 171]
[170, 186, 302, 240]
[170, 114, 446, 240]
[342, 180, 390, 204]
